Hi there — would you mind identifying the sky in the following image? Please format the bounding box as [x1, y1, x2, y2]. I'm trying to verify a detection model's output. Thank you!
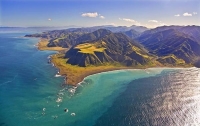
[0, 0, 200, 28]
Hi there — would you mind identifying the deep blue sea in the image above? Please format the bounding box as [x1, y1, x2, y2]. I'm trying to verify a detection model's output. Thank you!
[0, 31, 200, 126]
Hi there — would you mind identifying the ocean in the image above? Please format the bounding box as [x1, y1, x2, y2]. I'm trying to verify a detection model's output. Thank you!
[0, 32, 200, 126]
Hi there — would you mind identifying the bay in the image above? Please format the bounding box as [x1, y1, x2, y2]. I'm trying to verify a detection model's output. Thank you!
[0, 32, 199, 126]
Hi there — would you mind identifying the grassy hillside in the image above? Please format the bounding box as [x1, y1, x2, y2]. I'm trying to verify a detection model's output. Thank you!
[64, 29, 154, 67]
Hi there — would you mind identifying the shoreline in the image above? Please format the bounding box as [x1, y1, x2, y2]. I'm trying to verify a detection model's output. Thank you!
[37, 38, 68, 52]
[36, 38, 193, 86]
[50, 53, 136, 85]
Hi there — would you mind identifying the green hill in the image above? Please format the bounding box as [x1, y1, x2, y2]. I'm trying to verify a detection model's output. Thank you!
[65, 29, 153, 67]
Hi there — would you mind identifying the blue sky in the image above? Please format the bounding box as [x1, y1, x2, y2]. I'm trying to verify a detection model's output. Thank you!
[0, 0, 200, 28]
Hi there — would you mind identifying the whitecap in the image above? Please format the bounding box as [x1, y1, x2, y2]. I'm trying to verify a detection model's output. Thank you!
[47, 55, 52, 59]
[55, 74, 61, 77]
[58, 92, 64, 96]
[71, 113, 75, 116]
[52, 63, 55, 67]
[77, 82, 84, 87]
[68, 88, 76, 94]
[56, 97, 62, 103]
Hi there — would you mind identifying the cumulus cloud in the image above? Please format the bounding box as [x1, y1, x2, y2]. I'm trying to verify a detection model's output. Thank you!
[183, 12, 192, 16]
[105, 22, 116, 26]
[147, 20, 167, 28]
[99, 16, 105, 19]
[148, 20, 158, 23]
[81, 12, 98, 18]
[174, 14, 180, 17]
[159, 22, 167, 26]
[119, 18, 140, 25]
[48, 18, 52, 21]
[119, 18, 135, 23]
[193, 12, 197, 15]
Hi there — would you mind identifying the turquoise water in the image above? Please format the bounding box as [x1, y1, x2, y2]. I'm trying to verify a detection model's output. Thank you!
[0, 32, 200, 126]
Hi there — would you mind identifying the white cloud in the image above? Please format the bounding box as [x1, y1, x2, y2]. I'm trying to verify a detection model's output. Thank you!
[174, 14, 180, 17]
[110, 23, 116, 26]
[99, 16, 105, 19]
[105, 22, 116, 26]
[81, 12, 98, 18]
[193, 12, 197, 15]
[119, 18, 141, 25]
[159, 22, 167, 26]
[146, 20, 167, 28]
[48, 18, 52, 21]
[120, 18, 135, 23]
[148, 20, 158, 23]
[183, 12, 192, 16]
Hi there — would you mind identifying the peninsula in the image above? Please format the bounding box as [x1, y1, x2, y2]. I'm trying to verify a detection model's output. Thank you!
[26, 25, 200, 85]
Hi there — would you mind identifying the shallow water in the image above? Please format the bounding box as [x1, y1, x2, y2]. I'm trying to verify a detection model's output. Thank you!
[0, 32, 200, 126]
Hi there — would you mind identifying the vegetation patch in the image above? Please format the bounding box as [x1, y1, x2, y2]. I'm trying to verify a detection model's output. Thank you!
[132, 46, 150, 58]
[75, 43, 106, 54]
[53, 37, 65, 43]
[157, 54, 186, 65]
[38, 39, 67, 51]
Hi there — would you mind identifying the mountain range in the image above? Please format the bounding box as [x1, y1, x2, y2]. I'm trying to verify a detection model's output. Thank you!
[137, 26, 200, 64]
[25, 25, 200, 67]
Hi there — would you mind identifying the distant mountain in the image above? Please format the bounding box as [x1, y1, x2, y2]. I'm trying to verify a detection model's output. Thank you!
[140, 25, 182, 35]
[129, 25, 149, 33]
[122, 29, 140, 39]
[139, 25, 200, 43]
[137, 26, 200, 64]
[76, 29, 112, 43]
[29, 27, 144, 49]
[26, 25, 148, 47]
[178, 26, 200, 43]
[101, 25, 148, 33]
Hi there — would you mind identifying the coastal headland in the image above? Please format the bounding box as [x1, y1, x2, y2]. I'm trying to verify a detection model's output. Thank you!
[37, 39, 158, 85]
[29, 26, 199, 85]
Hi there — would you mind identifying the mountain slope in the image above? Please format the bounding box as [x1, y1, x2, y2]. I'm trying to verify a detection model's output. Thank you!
[137, 27, 200, 64]
[122, 29, 140, 39]
[178, 26, 200, 43]
[65, 29, 153, 67]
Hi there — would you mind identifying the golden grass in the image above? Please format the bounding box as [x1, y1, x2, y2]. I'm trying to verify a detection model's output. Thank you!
[160, 54, 185, 64]
[75, 43, 105, 54]
[53, 37, 65, 43]
[37, 39, 67, 51]
[132, 46, 150, 58]
[132, 46, 142, 53]
[51, 53, 134, 85]
[51, 53, 193, 85]
[101, 41, 106, 45]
